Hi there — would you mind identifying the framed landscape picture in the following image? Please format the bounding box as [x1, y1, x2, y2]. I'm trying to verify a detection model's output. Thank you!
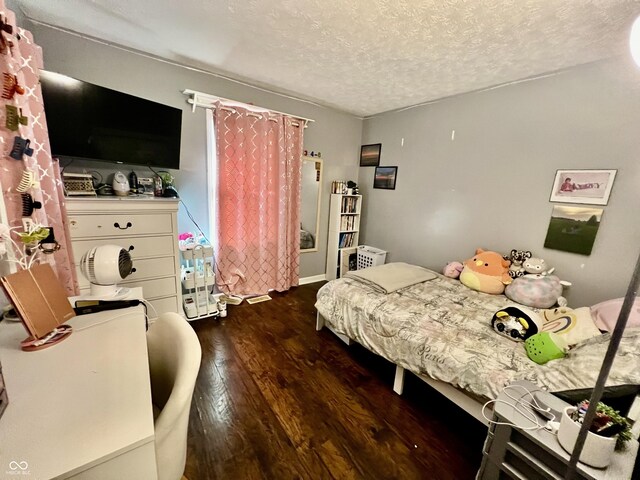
[373, 166, 398, 190]
[360, 143, 381, 167]
[543, 205, 603, 255]
[549, 169, 617, 205]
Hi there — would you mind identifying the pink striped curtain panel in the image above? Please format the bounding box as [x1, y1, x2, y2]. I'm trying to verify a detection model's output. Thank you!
[213, 104, 303, 295]
[0, 1, 78, 295]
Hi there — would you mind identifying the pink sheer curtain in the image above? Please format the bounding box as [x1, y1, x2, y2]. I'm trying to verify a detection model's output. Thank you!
[213, 104, 303, 295]
[0, 1, 78, 294]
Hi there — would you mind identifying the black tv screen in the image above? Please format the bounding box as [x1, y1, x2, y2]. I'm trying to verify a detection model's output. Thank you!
[40, 70, 182, 169]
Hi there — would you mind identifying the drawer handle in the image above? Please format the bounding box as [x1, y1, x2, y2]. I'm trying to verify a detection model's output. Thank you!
[131, 268, 137, 274]
[114, 222, 132, 230]
[128, 245, 135, 252]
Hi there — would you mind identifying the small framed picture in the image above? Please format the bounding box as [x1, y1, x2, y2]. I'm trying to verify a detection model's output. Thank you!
[544, 205, 603, 255]
[549, 169, 617, 205]
[360, 143, 381, 167]
[373, 166, 398, 190]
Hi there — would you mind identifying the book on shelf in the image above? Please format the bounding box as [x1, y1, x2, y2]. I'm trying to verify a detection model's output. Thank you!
[341, 196, 357, 213]
[340, 215, 356, 230]
[331, 181, 347, 194]
[339, 232, 355, 248]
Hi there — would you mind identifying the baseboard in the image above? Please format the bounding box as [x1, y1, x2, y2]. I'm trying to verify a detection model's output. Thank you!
[299, 274, 326, 285]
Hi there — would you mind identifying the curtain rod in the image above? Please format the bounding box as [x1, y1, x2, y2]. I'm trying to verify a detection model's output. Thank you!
[182, 89, 315, 124]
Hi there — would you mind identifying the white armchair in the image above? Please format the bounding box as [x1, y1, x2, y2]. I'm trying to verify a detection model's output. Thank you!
[147, 313, 202, 480]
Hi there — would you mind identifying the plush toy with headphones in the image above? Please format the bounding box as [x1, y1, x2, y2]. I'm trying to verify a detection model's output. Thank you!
[491, 306, 542, 342]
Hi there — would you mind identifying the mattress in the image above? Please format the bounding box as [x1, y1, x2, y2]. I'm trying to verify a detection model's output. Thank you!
[315, 273, 640, 400]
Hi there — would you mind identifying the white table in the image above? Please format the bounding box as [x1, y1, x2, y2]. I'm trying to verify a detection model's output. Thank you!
[478, 380, 638, 479]
[0, 302, 158, 479]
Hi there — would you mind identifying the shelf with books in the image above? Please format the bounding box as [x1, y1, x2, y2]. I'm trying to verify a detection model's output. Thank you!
[326, 194, 362, 280]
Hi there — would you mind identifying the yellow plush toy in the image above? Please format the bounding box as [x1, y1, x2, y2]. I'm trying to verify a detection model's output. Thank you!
[460, 248, 512, 295]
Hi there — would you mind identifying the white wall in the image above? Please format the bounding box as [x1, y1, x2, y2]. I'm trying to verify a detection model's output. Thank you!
[359, 58, 640, 306]
[28, 22, 362, 278]
[28, 15, 640, 302]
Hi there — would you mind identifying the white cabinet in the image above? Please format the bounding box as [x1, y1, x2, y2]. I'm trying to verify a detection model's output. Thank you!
[181, 246, 218, 320]
[325, 194, 362, 281]
[477, 380, 638, 480]
[66, 197, 181, 316]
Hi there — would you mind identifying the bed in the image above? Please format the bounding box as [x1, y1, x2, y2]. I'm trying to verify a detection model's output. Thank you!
[315, 269, 640, 423]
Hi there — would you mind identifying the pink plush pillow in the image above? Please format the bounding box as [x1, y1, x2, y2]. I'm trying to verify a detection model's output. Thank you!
[590, 297, 640, 332]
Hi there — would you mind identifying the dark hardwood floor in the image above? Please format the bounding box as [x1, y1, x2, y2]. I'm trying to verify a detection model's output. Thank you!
[185, 282, 487, 479]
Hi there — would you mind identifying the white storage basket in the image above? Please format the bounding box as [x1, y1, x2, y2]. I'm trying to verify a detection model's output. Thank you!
[357, 245, 387, 270]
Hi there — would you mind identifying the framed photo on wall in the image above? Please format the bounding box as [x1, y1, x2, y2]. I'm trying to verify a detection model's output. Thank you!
[544, 205, 603, 255]
[549, 169, 617, 205]
[373, 166, 398, 190]
[360, 143, 382, 167]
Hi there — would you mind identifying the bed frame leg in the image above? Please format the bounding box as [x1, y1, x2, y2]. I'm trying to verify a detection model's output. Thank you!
[316, 312, 325, 331]
[393, 365, 405, 395]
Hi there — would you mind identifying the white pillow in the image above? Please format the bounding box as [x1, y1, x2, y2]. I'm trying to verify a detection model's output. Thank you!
[590, 297, 640, 332]
[540, 307, 601, 346]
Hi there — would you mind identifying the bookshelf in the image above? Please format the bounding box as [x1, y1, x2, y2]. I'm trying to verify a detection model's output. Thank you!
[326, 194, 362, 280]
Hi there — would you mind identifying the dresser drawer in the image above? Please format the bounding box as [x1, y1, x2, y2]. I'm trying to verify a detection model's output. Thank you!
[147, 296, 180, 317]
[79, 276, 177, 300]
[125, 277, 177, 299]
[77, 257, 176, 288]
[68, 213, 173, 239]
[71, 235, 175, 263]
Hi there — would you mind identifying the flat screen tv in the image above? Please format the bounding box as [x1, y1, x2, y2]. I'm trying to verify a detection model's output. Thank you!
[40, 70, 182, 169]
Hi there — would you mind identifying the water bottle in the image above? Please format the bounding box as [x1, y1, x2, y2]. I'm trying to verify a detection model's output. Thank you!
[154, 175, 163, 196]
[129, 171, 138, 193]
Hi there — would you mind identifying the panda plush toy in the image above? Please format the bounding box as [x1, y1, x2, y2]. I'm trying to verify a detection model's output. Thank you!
[504, 249, 532, 279]
[491, 306, 542, 341]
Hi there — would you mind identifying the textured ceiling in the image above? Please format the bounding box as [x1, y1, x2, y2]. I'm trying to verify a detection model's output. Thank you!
[15, 0, 640, 117]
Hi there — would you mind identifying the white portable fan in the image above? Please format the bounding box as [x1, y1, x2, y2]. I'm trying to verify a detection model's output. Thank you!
[79, 244, 134, 298]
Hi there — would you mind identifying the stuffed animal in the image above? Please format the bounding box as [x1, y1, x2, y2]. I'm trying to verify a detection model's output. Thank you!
[491, 306, 542, 341]
[523, 257, 554, 276]
[505, 249, 532, 279]
[460, 248, 512, 295]
[505, 274, 571, 308]
[442, 261, 463, 279]
[525, 332, 568, 364]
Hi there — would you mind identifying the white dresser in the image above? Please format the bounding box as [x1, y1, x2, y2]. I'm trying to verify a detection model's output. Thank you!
[66, 197, 182, 316]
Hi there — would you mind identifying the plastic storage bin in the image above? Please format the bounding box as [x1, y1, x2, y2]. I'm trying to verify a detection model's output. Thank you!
[180, 245, 218, 320]
[357, 245, 387, 269]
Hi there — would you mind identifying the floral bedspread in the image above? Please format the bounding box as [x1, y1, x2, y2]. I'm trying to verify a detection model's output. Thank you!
[315, 273, 640, 400]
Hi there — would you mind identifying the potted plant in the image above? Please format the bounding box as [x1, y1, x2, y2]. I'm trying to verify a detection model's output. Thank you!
[557, 400, 632, 468]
